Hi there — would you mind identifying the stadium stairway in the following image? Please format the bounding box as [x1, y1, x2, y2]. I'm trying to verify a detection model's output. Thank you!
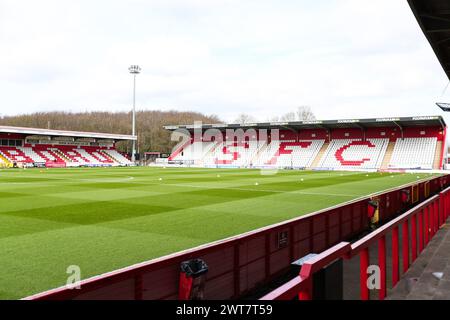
[253, 142, 268, 165]
[103, 149, 132, 165]
[100, 150, 119, 164]
[380, 140, 395, 170]
[433, 140, 443, 170]
[202, 142, 222, 165]
[53, 149, 70, 163]
[308, 141, 329, 169]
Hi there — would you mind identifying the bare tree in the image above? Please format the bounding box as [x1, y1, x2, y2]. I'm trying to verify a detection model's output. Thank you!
[270, 106, 316, 123]
[267, 115, 285, 122]
[296, 106, 316, 121]
[280, 112, 296, 121]
[234, 113, 257, 124]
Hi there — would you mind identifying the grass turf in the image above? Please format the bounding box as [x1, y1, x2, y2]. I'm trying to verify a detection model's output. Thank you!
[0, 167, 439, 299]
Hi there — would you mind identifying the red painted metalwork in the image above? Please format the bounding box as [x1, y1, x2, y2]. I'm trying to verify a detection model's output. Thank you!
[359, 248, 370, 300]
[446, 193, 449, 220]
[439, 194, 445, 226]
[261, 186, 450, 301]
[378, 236, 387, 300]
[447, 193, 450, 220]
[24, 176, 448, 300]
[432, 201, 437, 234]
[424, 207, 429, 245]
[298, 278, 312, 300]
[435, 201, 439, 233]
[411, 214, 417, 262]
[432, 202, 436, 234]
[261, 242, 351, 300]
[402, 221, 409, 273]
[445, 192, 448, 218]
[418, 210, 424, 253]
[392, 226, 400, 286]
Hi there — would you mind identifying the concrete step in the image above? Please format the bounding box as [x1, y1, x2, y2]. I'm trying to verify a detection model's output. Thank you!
[380, 140, 396, 170]
[309, 141, 329, 169]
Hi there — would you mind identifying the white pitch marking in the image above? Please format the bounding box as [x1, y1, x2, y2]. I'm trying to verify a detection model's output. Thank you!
[160, 182, 359, 198]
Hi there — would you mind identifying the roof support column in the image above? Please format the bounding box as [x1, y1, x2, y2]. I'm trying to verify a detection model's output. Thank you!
[393, 121, 403, 140]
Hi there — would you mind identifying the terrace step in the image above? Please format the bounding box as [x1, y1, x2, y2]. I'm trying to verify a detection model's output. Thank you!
[101, 150, 118, 163]
[433, 140, 443, 170]
[309, 141, 329, 169]
[380, 140, 395, 170]
[252, 142, 268, 165]
[53, 149, 70, 162]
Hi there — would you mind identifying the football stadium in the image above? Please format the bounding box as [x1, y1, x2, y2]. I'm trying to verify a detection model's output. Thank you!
[2, 0, 450, 303]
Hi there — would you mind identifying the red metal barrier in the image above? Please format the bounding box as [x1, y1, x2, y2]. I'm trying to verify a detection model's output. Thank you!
[261, 184, 450, 301]
[378, 235, 387, 300]
[260, 242, 351, 300]
[349, 192, 445, 300]
[24, 175, 448, 300]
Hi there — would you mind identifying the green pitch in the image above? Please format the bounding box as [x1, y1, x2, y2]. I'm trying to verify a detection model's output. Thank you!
[0, 167, 438, 299]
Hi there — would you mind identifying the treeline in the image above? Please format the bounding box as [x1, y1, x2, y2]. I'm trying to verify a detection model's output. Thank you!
[0, 111, 221, 153]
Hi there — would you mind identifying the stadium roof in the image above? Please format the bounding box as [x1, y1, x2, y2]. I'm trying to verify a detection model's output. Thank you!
[408, 0, 450, 79]
[0, 125, 136, 141]
[164, 115, 446, 132]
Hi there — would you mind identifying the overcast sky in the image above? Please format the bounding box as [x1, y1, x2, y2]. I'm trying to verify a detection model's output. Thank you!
[1, 0, 450, 124]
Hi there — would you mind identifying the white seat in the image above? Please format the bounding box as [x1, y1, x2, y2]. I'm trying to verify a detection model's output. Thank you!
[389, 137, 436, 169]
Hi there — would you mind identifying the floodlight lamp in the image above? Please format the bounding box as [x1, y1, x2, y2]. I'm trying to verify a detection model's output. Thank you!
[436, 102, 450, 112]
[128, 65, 141, 74]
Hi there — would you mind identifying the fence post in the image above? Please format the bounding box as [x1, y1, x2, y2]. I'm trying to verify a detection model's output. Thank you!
[378, 236, 386, 300]
[360, 247, 370, 300]
[402, 220, 409, 273]
[444, 191, 450, 221]
[418, 210, 424, 253]
[424, 207, 429, 245]
[436, 200, 440, 229]
[428, 204, 433, 238]
[299, 277, 312, 300]
[434, 201, 438, 233]
[446, 193, 449, 220]
[428, 202, 435, 241]
[411, 214, 417, 262]
[446, 192, 449, 220]
[392, 226, 400, 287]
[445, 193, 448, 220]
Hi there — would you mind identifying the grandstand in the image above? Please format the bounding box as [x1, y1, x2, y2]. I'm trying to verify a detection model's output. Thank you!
[164, 116, 447, 171]
[0, 125, 135, 167]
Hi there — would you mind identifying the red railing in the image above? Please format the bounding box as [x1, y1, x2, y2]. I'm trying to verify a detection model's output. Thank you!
[260, 242, 351, 300]
[261, 185, 450, 300]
